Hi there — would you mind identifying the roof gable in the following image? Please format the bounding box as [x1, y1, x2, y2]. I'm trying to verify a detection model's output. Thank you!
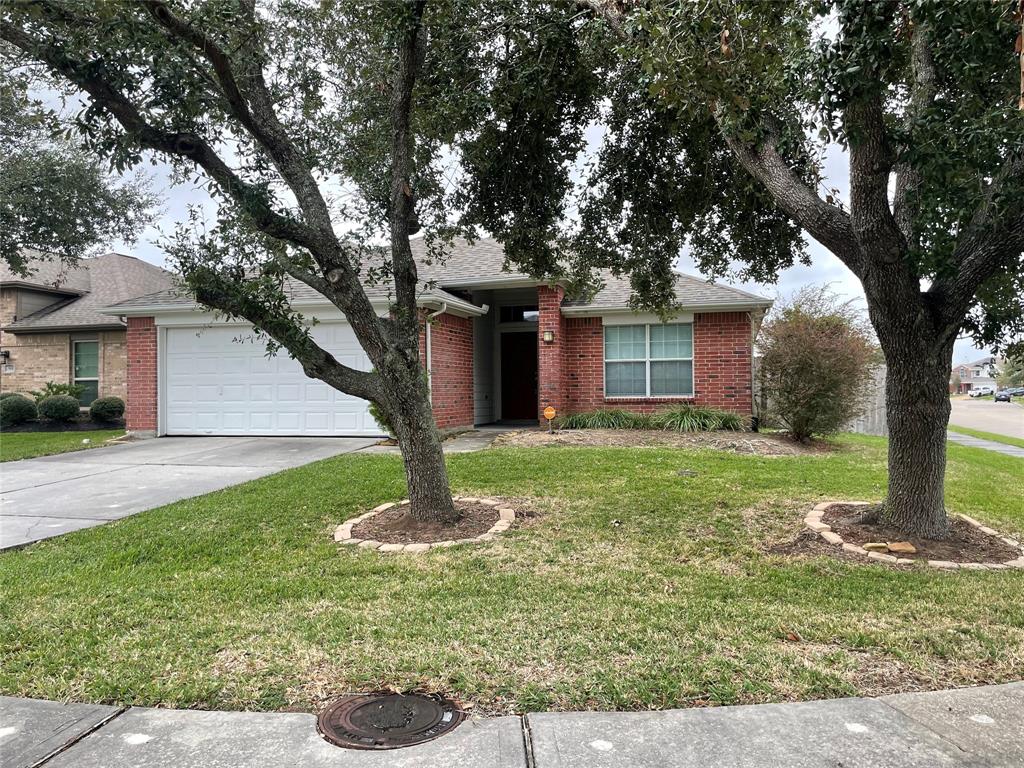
[5, 252, 174, 332]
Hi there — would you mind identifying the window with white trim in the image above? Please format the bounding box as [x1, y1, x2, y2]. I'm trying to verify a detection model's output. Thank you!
[73, 340, 99, 406]
[604, 324, 693, 397]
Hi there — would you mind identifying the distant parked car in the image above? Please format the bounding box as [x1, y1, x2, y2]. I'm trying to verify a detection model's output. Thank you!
[969, 386, 994, 397]
[1011, 387, 1024, 397]
[995, 390, 1013, 402]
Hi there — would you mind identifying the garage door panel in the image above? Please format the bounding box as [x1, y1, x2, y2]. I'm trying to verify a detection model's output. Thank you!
[164, 324, 381, 436]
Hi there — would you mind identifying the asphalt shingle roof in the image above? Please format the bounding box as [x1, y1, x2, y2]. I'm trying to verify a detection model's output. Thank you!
[104, 237, 770, 313]
[3, 252, 174, 331]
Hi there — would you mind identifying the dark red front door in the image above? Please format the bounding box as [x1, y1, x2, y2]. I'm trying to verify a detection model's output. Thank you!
[501, 332, 538, 420]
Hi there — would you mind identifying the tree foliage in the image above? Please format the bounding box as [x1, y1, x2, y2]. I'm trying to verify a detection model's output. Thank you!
[759, 286, 879, 442]
[0, 79, 156, 274]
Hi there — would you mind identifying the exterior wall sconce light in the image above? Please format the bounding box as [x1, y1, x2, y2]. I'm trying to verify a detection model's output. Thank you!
[542, 330, 554, 343]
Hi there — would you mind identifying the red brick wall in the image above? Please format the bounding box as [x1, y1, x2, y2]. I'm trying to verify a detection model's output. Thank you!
[425, 312, 474, 429]
[537, 285, 566, 421]
[692, 311, 753, 413]
[558, 311, 754, 416]
[125, 316, 157, 432]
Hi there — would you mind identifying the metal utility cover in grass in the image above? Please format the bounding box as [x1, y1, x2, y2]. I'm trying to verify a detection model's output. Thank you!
[318, 693, 464, 750]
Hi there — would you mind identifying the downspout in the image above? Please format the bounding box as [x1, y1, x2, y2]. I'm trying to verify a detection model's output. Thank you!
[425, 302, 447, 394]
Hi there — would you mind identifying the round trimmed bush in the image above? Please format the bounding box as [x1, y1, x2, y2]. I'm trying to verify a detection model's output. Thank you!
[0, 394, 37, 428]
[38, 394, 81, 423]
[0, 392, 20, 401]
[89, 396, 125, 423]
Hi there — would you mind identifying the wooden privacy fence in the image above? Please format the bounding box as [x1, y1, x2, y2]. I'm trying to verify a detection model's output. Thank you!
[845, 365, 888, 437]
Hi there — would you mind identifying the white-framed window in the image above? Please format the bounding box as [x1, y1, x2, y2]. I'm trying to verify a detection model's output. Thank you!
[604, 323, 693, 397]
[73, 340, 100, 406]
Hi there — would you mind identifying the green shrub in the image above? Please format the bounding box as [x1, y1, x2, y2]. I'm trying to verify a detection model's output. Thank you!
[758, 286, 878, 441]
[558, 406, 744, 432]
[38, 394, 81, 422]
[652, 405, 745, 432]
[89, 396, 125, 423]
[29, 381, 84, 403]
[558, 409, 647, 429]
[0, 392, 21, 401]
[368, 399, 394, 437]
[0, 394, 37, 428]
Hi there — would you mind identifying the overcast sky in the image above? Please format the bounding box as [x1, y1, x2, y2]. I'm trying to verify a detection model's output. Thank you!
[113, 139, 991, 366]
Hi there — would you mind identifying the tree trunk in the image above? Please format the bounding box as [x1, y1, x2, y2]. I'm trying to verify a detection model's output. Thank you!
[384, 364, 459, 524]
[878, 339, 955, 538]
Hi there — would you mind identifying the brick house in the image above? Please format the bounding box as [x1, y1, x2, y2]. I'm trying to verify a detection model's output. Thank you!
[949, 356, 1001, 394]
[0, 252, 174, 404]
[103, 237, 771, 436]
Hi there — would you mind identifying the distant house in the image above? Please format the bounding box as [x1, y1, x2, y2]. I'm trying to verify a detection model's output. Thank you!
[949, 356, 1001, 394]
[102, 237, 772, 437]
[0, 251, 174, 404]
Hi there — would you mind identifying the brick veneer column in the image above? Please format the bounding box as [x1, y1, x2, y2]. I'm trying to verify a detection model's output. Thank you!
[125, 317, 158, 434]
[537, 284, 566, 423]
[692, 311, 753, 413]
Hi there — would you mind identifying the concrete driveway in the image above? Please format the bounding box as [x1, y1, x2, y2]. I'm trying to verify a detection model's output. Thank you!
[0, 436, 376, 550]
[950, 398, 1024, 439]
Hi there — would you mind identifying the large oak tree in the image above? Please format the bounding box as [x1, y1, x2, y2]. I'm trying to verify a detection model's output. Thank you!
[1, 0, 596, 523]
[554, 0, 1023, 537]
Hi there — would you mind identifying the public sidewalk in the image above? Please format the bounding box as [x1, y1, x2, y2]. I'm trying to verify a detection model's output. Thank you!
[3, 682, 1022, 768]
[947, 430, 1024, 459]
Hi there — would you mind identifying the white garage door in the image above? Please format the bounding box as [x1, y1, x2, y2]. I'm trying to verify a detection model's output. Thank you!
[164, 323, 382, 436]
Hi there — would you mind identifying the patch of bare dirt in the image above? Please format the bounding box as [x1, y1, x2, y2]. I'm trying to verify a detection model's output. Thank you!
[493, 428, 827, 456]
[824, 504, 1019, 563]
[352, 501, 499, 544]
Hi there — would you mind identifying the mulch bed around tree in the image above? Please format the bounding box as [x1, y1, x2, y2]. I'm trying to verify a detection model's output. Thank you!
[351, 501, 500, 544]
[823, 504, 1020, 563]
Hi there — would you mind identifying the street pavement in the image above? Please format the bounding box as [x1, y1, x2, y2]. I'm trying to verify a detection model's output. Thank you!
[2, 683, 1021, 768]
[949, 398, 1024, 439]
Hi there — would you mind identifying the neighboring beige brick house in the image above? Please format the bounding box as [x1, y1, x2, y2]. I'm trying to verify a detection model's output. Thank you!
[0, 251, 173, 404]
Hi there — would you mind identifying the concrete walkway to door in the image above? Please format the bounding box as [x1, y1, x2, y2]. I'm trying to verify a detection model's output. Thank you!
[0, 436, 376, 550]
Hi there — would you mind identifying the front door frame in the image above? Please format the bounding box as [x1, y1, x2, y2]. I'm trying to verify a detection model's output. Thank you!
[497, 328, 538, 421]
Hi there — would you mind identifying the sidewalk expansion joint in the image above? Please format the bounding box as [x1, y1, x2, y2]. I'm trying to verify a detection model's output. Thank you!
[29, 706, 129, 768]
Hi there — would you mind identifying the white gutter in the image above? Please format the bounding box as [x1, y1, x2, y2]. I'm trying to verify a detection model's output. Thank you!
[100, 291, 490, 319]
[560, 300, 773, 317]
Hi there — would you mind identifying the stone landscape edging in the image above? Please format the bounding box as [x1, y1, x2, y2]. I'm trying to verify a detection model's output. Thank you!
[333, 497, 516, 553]
[804, 501, 1024, 570]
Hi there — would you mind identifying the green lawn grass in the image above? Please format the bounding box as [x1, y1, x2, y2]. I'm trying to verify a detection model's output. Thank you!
[948, 425, 1024, 450]
[0, 429, 125, 462]
[1, 435, 1022, 715]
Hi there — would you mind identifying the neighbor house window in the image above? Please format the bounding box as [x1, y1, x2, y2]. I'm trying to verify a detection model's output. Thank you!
[604, 324, 693, 397]
[73, 340, 99, 406]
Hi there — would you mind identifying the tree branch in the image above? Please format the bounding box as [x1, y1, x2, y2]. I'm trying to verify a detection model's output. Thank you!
[893, 19, 938, 245]
[388, 1, 428, 344]
[930, 153, 1024, 326]
[722, 129, 864, 275]
[140, 0, 336, 240]
[2, 6, 391, 363]
[190, 274, 382, 402]
[0, 21, 319, 253]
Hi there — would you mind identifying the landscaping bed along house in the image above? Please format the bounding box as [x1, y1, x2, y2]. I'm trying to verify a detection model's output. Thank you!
[0, 390, 126, 460]
[1, 432, 1022, 717]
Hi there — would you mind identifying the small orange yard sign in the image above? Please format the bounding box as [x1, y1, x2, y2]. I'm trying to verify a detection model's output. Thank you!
[543, 406, 556, 421]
